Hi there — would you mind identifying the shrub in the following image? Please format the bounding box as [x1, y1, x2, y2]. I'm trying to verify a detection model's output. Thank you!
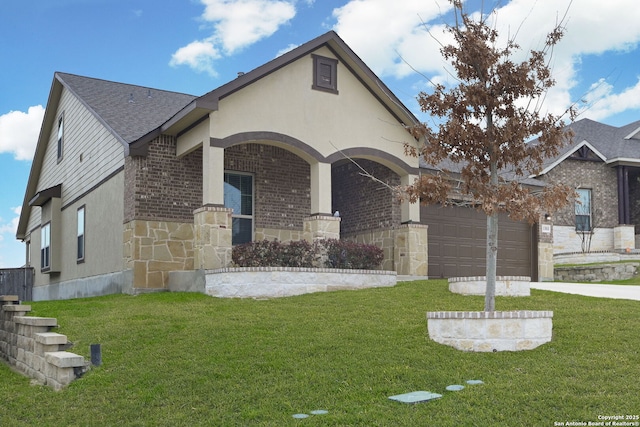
[231, 239, 384, 270]
[320, 239, 384, 270]
[232, 240, 318, 268]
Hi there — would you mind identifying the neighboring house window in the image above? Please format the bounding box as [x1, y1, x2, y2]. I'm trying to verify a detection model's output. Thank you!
[57, 114, 64, 161]
[41, 222, 51, 270]
[575, 189, 591, 232]
[312, 54, 338, 94]
[77, 206, 85, 262]
[224, 172, 253, 245]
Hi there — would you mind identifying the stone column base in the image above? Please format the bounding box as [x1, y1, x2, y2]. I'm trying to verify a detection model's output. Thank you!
[537, 242, 554, 282]
[303, 215, 340, 242]
[614, 225, 635, 251]
[394, 224, 428, 276]
[194, 206, 233, 270]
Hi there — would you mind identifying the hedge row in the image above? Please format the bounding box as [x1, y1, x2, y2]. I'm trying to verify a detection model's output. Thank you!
[231, 239, 384, 270]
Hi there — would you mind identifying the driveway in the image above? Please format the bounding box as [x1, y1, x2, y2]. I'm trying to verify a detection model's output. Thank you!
[530, 282, 640, 301]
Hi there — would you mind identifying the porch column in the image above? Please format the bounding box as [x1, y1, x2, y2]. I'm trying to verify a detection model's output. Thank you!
[203, 143, 225, 206]
[394, 174, 427, 277]
[304, 161, 340, 241]
[400, 174, 420, 223]
[194, 143, 232, 269]
[537, 214, 554, 282]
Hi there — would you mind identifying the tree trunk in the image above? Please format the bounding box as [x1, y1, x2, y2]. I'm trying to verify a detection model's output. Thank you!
[485, 211, 498, 311]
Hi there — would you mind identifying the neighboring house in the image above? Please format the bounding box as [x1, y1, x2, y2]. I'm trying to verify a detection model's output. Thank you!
[16, 31, 552, 301]
[534, 118, 640, 254]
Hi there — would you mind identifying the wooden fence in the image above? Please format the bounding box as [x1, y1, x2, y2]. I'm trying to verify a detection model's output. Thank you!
[0, 268, 33, 301]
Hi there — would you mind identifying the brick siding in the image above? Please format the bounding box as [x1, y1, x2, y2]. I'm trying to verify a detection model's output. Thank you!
[332, 160, 401, 235]
[124, 135, 202, 222]
[224, 144, 311, 230]
[540, 159, 618, 228]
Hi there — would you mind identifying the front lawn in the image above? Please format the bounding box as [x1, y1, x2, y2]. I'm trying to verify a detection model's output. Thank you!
[0, 280, 638, 426]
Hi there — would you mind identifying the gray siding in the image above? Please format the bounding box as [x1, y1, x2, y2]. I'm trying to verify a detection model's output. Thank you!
[25, 86, 126, 287]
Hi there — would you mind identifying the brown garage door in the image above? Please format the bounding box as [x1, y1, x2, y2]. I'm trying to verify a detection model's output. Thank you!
[421, 204, 534, 279]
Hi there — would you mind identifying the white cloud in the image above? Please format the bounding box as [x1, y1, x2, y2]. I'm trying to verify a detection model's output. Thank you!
[332, 0, 640, 122]
[170, 39, 221, 76]
[275, 43, 299, 58]
[332, 0, 453, 78]
[0, 207, 21, 242]
[0, 105, 44, 161]
[170, 0, 296, 75]
[579, 77, 640, 121]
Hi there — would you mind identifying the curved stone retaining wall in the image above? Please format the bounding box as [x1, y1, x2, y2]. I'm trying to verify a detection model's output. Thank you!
[205, 267, 396, 298]
[427, 310, 553, 352]
[448, 276, 531, 297]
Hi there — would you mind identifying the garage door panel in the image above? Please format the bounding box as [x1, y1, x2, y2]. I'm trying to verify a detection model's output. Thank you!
[422, 204, 532, 278]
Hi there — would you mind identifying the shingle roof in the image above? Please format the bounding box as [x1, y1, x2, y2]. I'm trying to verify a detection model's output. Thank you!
[550, 118, 640, 164]
[56, 72, 196, 144]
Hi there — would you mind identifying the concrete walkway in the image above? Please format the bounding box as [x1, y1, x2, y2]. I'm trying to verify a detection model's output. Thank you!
[530, 282, 640, 301]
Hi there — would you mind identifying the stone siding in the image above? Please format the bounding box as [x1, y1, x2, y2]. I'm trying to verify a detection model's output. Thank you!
[343, 228, 396, 272]
[124, 135, 202, 223]
[553, 225, 613, 253]
[0, 296, 89, 390]
[225, 144, 310, 230]
[555, 263, 639, 282]
[123, 219, 195, 289]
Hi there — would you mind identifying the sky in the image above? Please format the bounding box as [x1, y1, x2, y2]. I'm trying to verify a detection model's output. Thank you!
[1, 0, 640, 268]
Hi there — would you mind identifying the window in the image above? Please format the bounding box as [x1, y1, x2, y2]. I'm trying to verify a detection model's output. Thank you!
[41, 222, 51, 270]
[77, 206, 85, 262]
[312, 54, 338, 94]
[224, 172, 253, 245]
[575, 189, 591, 232]
[57, 114, 64, 161]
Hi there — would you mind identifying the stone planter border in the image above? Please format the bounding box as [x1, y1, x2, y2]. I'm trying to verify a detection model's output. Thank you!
[448, 276, 531, 297]
[204, 267, 396, 298]
[427, 310, 553, 352]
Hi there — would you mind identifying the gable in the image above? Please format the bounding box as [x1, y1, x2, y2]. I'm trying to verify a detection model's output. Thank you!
[17, 82, 126, 239]
[536, 140, 606, 176]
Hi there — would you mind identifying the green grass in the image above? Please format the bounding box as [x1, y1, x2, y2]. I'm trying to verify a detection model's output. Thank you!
[1, 280, 638, 426]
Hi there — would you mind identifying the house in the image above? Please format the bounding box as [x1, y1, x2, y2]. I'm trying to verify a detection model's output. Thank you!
[16, 31, 552, 301]
[534, 118, 640, 255]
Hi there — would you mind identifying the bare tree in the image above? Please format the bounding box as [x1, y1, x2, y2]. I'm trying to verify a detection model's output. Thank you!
[405, 0, 575, 311]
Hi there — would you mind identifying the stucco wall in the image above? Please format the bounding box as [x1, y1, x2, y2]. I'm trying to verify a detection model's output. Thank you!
[208, 46, 418, 171]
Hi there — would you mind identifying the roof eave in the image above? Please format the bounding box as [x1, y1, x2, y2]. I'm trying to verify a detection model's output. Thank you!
[16, 75, 64, 240]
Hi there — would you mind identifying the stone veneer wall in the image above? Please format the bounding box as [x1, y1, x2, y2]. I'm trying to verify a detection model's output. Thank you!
[555, 263, 639, 282]
[0, 296, 88, 390]
[343, 224, 428, 276]
[553, 225, 614, 254]
[123, 220, 195, 289]
[342, 228, 396, 271]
